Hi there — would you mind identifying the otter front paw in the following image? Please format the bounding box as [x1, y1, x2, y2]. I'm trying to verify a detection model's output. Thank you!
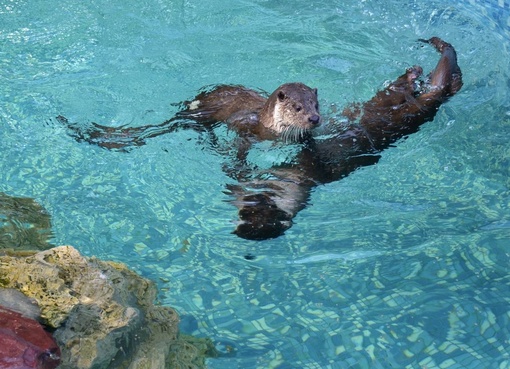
[233, 193, 292, 240]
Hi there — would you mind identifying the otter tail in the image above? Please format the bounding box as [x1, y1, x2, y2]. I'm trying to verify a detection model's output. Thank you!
[56, 115, 208, 151]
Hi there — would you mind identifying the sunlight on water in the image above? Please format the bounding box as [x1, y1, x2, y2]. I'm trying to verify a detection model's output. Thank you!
[1, 0, 510, 368]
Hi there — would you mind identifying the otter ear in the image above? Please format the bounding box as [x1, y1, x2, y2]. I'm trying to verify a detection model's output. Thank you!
[313, 88, 318, 95]
[277, 91, 286, 101]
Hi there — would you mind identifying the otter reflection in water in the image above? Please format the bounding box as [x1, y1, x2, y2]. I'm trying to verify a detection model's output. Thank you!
[58, 37, 462, 240]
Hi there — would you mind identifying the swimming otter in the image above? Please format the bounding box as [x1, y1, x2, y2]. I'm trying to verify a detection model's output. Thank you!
[232, 37, 463, 240]
[57, 37, 462, 241]
[57, 82, 321, 151]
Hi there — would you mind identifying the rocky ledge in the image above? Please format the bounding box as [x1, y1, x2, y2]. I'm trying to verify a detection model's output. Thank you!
[0, 245, 215, 369]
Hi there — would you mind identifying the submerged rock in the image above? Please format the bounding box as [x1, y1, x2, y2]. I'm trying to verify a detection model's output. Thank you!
[0, 192, 54, 251]
[0, 245, 215, 369]
[0, 306, 61, 369]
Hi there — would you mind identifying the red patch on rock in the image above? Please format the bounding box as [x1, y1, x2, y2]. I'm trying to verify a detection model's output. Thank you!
[0, 307, 60, 369]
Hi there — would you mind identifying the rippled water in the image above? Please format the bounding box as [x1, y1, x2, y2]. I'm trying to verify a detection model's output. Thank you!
[1, 0, 510, 368]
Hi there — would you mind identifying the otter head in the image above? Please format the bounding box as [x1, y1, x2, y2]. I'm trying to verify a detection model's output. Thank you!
[262, 83, 321, 141]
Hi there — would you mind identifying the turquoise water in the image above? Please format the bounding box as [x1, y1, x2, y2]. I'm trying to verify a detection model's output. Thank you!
[1, 0, 510, 368]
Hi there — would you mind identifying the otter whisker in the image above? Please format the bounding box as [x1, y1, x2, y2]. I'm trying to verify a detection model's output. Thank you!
[280, 124, 309, 143]
[281, 125, 295, 143]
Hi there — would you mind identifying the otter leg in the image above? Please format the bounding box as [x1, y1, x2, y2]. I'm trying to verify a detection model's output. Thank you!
[367, 66, 423, 110]
[418, 37, 463, 99]
[357, 37, 462, 150]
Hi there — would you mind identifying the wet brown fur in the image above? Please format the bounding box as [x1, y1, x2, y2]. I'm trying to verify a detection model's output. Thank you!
[180, 82, 321, 142]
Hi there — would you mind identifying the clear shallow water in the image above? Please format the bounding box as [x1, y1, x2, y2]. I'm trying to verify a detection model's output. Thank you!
[1, 0, 510, 368]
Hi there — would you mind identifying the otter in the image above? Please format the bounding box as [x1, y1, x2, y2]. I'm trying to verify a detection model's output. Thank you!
[231, 37, 463, 240]
[57, 37, 462, 241]
[57, 82, 321, 151]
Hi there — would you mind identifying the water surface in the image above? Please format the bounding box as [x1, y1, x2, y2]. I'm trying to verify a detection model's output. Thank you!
[1, 0, 509, 368]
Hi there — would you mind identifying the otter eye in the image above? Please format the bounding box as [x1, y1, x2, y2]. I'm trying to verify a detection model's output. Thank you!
[278, 91, 286, 101]
[315, 103, 319, 110]
[295, 105, 302, 112]
[313, 88, 318, 96]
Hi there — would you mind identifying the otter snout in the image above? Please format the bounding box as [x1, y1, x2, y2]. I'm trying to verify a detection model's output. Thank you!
[308, 114, 321, 126]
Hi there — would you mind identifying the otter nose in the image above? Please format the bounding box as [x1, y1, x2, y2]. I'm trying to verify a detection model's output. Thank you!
[308, 115, 320, 125]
